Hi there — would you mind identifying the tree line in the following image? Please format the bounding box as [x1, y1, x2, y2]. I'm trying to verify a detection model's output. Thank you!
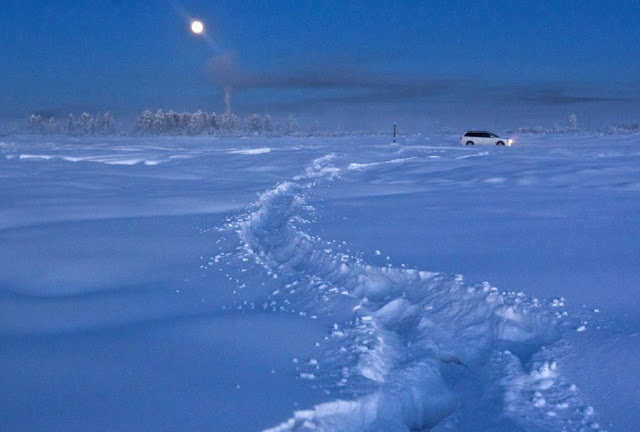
[134, 110, 300, 136]
[26, 111, 640, 136]
[26, 110, 301, 136]
[28, 112, 117, 136]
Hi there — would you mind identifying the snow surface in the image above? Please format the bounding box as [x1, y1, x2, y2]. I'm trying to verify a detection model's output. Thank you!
[1, 133, 639, 431]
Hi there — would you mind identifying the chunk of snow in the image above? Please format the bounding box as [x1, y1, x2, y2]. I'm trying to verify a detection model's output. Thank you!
[229, 147, 271, 155]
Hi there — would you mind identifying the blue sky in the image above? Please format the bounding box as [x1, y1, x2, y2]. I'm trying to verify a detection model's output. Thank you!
[1, 0, 639, 129]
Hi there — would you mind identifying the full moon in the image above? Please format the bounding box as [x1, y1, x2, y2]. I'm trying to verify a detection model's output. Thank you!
[190, 20, 204, 34]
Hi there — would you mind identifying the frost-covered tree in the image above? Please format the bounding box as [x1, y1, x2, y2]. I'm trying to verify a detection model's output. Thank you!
[67, 114, 75, 135]
[178, 112, 191, 134]
[245, 113, 263, 134]
[153, 110, 167, 134]
[188, 110, 207, 135]
[46, 117, 57, 134]
[134, 110, 155, 135]
[92, 114, 107, 135]
[28, 114, 43, 133]
[102, 112, 116, 135]
[230, 113, 239, 131]
[284, 114, 298, 135]
[568, 113, 579, 133]
[219, 112, 239, 132]
[202, 111, 212, 133]
[263, 114, 273, 134]
[78, 113, 93, 136]
[210, 112, 218, 130]
[167, 111, 180, 134]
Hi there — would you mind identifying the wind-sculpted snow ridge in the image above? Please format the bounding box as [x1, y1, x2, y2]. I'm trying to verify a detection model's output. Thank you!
[226, 154, 603, 431]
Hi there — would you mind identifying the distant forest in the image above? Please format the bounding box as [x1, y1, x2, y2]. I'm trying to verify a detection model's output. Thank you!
[24, 110, 640, 136]
[27, 110, 311, 137]
[28, 112, 118, 136]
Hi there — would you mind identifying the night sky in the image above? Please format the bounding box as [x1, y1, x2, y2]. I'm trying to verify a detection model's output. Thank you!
[2, 0, 639, 129]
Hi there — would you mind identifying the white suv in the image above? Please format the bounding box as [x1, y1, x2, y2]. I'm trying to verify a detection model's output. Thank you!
[460, 131, 513, 146]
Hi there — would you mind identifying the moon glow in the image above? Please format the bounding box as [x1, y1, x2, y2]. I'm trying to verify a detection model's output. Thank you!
[191, 20, 204, 34]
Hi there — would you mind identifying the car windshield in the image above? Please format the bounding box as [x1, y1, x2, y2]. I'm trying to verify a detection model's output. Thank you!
[490, 133, 500, 138]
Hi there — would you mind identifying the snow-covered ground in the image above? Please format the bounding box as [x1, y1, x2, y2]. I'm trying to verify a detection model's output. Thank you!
[1, 133, 639, 431]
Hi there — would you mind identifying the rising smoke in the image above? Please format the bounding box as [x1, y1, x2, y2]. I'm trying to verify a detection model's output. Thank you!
[206, 52, 455, 114]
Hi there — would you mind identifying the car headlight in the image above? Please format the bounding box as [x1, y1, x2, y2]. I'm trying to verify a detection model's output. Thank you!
[507, 139, 513, 145]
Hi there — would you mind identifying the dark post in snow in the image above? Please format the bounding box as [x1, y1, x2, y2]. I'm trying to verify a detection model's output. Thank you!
[393, 123, 397, 143]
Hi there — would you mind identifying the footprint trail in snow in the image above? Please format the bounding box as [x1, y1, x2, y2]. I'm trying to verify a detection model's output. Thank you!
[221, 153, 603, 432]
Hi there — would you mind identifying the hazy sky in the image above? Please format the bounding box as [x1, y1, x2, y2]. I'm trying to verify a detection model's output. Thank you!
[2, 0, 639, 129]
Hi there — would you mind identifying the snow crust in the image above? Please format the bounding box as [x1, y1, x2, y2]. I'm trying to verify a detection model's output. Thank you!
[229, 147, 272, 155]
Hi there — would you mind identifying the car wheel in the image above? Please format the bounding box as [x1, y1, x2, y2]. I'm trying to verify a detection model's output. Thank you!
[466, 141, 474, 145]
[497, 141, 505, 146]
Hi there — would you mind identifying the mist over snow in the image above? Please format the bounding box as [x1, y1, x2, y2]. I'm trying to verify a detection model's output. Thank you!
[1, 132, 639, 431]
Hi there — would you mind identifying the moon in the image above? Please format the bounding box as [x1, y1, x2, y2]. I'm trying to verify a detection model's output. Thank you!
[191, 20, 204, 35]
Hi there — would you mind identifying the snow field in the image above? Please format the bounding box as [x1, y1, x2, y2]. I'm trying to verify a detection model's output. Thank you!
[2, 133, 639, 431]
